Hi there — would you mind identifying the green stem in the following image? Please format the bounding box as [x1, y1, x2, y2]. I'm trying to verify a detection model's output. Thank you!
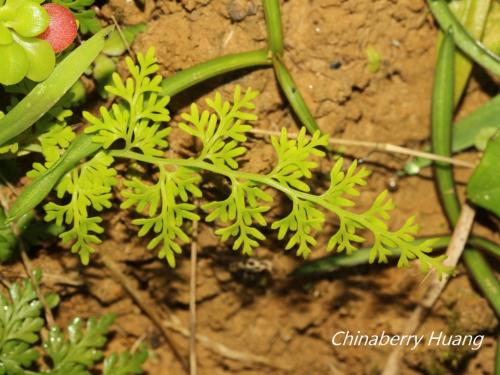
[468, 236, 500, 258]
[262, 0, 284, 56]
[290, 236, 452, 277]
[160, 49, 271, 96]
[273, 57, 321, 134]
[290, 234, 500, 277]
[431, 31, 500, 320]
[432, 31, 461, 224]
[438, 0, 492, 104]
[262, 0, 322, 136]
[463, 249, 500, 316]
[427, 0, 500, 76]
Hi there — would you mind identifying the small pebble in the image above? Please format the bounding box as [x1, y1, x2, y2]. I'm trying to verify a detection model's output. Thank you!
[386, 176, 399, 192]
[227, 0, 256, 22]
[330, 60, 342, 70]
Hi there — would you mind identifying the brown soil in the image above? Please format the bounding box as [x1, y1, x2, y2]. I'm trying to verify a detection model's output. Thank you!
[2, 1, 499, 374]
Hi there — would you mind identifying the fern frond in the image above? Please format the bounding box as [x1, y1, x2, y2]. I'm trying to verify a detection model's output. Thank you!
[32, 47, 449, 275]
[121, 167, 202, 266]
[0, 279, 44, 373]
[203, 181, 272, 255]
[271, 199, 324, 257]
[269, 127, 328, 192]
[84, 47, 170, 154]
[44, 315, 115, 372]
[44, 153, 117, 264]
[179, 86, 258, 169]
[103, 346, 148, 375]
[0, 276, 147, 374]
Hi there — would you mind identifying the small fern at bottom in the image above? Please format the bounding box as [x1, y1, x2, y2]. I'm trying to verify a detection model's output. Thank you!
[0, 274, 147, 374]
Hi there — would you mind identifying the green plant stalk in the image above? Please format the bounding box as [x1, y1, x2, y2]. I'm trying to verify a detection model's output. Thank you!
[0, 26, 115, 147]
[263, 0, 322, 135]
[273, 57, 321, 134]
[160, 49, 271, 96]
[432, 31, 461, 223]
[262, 0, 284, 56]
[427, 0, 500, 76]
[404, 94, 500, 174]
[290, 236, 452, 277]
[468, 235, 500, 258]
[290, 234, 500, 277]
[431, 32, 500, 320]
[463, 249, 500, 316]
[439, 0, 492, 104]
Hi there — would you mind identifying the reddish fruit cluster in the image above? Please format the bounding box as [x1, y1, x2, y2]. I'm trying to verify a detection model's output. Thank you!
[38, 3, 78, 53]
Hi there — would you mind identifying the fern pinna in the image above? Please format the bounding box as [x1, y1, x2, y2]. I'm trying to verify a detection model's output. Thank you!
[35, 48, 449, 275]
[0, 274, 147, 374]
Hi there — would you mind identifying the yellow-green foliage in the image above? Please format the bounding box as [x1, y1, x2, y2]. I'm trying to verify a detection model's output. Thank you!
[38, 48, 449, 275]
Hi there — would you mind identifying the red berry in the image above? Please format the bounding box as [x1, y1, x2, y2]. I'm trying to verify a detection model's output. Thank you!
[38, 3, 78, 53]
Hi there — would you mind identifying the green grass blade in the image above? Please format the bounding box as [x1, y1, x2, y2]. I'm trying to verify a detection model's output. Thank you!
[441, 0, 492, 104]
[463, 249, 500, 316]
[289, 236, 451, 277]
[160, 49, 271, 96]
[432, 31, 461, 223]
[430, 29, 500, 321]
[262, 0, 284, 56]
[273, 57, 321, 134]
[289, 235, 500, 277]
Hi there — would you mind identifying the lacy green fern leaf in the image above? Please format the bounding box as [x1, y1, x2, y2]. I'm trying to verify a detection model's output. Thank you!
[179, 85, 257, 169]
[269, 127, 328, 192]
[32, 48, 450, 275]
[44, 152, 117, 264]
[0, 279, 44, 374]
[121, 167, 201, 266]
[44, 315, 115, 372]
[0, 276, 147, 374]
[203, 181, 272, 254]
[271, 199, 324, 257]
[84, 48, 170, 155]
[103, 346, 148, 375]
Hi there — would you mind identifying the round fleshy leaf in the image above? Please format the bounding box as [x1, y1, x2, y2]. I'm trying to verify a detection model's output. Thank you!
[13, 34, 55, 82]
[0, 43, 29, 85]
[5, 1, 49, 37]
[38, 3, 77, 53]
[0, 24, 12, 45]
